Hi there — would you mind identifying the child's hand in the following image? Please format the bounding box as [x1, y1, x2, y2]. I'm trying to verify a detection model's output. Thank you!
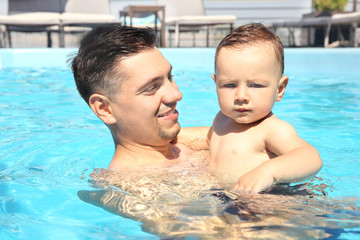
[232, 167, 275, 193]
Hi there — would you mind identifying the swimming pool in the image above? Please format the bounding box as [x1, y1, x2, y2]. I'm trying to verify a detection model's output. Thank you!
[0, 48, 359, 239]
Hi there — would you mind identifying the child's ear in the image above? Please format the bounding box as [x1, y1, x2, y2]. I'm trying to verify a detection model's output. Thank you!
[211, 74, 217, 84]
[276, 75, 289, 102]
[89, 93, 116, 125]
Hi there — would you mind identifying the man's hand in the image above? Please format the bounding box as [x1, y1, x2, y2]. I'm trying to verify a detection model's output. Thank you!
[232, 166, 275, 193]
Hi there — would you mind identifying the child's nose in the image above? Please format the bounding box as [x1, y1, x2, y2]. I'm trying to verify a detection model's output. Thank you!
[235, 86, 249, 103]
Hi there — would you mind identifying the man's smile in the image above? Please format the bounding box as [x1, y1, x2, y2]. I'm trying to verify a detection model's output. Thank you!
[158, 108, 178, 119]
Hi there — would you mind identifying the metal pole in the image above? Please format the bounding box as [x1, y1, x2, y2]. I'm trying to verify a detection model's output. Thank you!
[354, 0, 357, 12]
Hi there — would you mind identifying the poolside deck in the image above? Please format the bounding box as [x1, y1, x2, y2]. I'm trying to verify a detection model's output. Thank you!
[2, 0, 360, 48]
[2, 27, 314, 48]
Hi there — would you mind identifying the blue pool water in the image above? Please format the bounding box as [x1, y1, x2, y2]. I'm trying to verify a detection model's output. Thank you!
[0, 48, 359, 239]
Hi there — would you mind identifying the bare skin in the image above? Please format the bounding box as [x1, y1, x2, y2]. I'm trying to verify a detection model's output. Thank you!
[208, 43, 322, 193]
[209, 111, 320, 192]
[88, 48, 198, 172]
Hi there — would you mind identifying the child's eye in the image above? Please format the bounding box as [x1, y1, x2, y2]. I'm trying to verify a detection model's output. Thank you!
[250, 83, 263, 88]
[168, 74, 174, 82]
[224, 83, 236, 88]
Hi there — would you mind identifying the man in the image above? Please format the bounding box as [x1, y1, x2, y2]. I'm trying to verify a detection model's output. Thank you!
[71, 24, 208, 172]
[72, 25, 224, 238]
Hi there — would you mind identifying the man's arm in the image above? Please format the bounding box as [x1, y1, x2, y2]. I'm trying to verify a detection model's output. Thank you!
[233, 119, 322, 193]
[78, 190, 164, 220]
[172, 126, 211, 150]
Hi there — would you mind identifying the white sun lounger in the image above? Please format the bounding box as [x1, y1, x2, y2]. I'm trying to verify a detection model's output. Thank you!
[273, 11, 360, 47]
[0, 0, 119, 48]
[157, 0, 236, 47]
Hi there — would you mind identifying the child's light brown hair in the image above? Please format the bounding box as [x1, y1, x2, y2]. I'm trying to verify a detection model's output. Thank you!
[215, 23, 284, 75]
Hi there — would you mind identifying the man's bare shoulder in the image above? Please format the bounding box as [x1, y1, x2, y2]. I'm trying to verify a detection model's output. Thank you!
[174, 127, 210, 151]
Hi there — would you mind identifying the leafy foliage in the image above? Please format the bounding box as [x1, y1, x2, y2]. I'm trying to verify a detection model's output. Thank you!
[313, 0, 348, 12]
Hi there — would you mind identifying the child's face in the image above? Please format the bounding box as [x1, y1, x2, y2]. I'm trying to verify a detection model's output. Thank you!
[213, 43, 288, 124]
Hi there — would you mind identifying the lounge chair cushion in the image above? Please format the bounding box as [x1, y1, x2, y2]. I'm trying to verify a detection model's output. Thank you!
[60, 13, 118, 25]
[0, 12, 60, 26]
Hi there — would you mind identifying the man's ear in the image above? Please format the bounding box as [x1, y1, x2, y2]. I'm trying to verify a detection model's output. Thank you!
[276, 75, 289, 102]
[89, 93, 116, 125]
[211, 74, 217, 84]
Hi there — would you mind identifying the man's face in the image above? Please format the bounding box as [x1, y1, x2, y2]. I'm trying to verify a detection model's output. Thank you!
[214, 43, 285, 124]
[109, 48, 183, 146]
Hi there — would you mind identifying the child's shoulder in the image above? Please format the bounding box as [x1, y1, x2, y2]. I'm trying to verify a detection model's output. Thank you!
[262, 113, 297, 134]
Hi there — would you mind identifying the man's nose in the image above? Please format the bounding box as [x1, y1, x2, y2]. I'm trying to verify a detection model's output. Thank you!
[162, 79, 183, 103]
[235, 86, 249, 103]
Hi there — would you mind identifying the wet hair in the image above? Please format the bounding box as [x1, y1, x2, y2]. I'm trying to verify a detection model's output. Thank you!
[70, 24, 157, 104]
[214, 23, 284, 75]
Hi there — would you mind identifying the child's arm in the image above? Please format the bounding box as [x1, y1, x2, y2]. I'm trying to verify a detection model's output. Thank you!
[171, 126, 211, 150]
[233, 119, 322, 193]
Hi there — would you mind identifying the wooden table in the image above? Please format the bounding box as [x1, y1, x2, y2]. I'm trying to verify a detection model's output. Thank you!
[122, 5, 166, 47]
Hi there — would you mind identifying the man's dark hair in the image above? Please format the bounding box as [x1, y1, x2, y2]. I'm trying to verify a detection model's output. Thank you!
[70, 24, 157, 104]
[215, 23, 284, 75]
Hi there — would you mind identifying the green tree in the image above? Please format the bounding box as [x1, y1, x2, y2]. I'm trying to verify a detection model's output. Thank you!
[313, 0, 348, 12]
